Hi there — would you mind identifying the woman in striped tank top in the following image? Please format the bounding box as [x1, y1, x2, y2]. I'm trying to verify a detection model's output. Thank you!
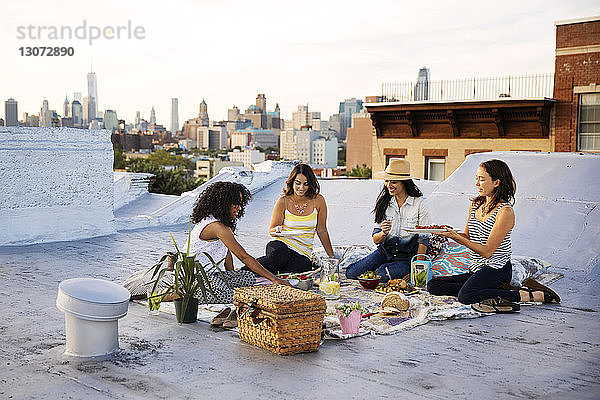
[257, 164, 335, 274]
[427, 159, 559, 313]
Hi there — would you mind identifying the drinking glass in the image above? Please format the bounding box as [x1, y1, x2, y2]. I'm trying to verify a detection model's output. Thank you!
[318, 258, 340, 299]
[147, 286, 161, 316]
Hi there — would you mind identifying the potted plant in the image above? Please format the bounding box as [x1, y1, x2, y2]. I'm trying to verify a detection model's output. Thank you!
[335, 301, 362, 334]
[148, 221, 227, 323]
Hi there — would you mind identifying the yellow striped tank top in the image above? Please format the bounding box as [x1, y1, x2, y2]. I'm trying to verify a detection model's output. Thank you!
[276, 198, 318, 257]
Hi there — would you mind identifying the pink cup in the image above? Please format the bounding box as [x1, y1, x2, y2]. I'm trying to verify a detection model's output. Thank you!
[337, 309, 362, 334]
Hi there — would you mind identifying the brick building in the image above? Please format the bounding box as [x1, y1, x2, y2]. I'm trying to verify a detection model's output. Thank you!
[346, 111, 374, 169]
[553, 16, 600, 152]
[350, 16, 600, 180]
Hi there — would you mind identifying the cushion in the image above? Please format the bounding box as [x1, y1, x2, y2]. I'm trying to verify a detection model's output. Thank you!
[430, 240, 471, 277]
[430, 240, 550, 286]
[510, 256, 550, 287]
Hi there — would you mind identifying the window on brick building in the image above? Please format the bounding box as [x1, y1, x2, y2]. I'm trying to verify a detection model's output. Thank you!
[425, 157, 445, 181]
[578, 93, 600, 152]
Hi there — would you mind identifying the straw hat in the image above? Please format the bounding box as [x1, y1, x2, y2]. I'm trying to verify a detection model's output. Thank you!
[374, 158, 413, 180]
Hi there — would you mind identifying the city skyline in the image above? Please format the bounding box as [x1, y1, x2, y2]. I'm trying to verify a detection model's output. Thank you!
[2, 0, 599, 124]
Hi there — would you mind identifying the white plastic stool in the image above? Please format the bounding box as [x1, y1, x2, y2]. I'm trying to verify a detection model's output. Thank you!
[56, 278, 130, 357]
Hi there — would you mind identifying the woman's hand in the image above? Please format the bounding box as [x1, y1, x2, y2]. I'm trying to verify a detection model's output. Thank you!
[269, 225, 283, 235]
[380, 219, 392, 236]
[436, 227, 461, 240]
[272, 277, 293, 287]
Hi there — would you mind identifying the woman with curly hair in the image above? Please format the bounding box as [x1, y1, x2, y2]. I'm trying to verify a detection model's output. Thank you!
[258, 163, 335, 274]
[189, 181, 290, 304]
[427, 159, 560, 313]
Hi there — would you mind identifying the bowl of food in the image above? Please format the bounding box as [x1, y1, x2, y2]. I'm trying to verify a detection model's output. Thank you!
[358, 271, 381, 290]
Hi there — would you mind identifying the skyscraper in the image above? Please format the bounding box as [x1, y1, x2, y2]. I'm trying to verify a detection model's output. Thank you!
[414, 67, 430, 101]
[71, 100, 83, 128]
[63, 95, 70, 118]
[104, 110, 118, 132]
[338, 98, 363, 140]
[135, 111, 141, 128]
[40, 99, 50, 127]
[82, 97, 90, 125]
[4, 98, 18, 127]
[150, 106, 156, 124]
[256, 94, 266, 113]
[87, 71, 98, 120]
[73, 92, 82, 102]
[171, 98, 179, 135]
[198, 99, 209, 125]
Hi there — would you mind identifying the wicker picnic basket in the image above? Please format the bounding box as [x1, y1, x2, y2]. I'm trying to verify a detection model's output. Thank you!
[233, 285, 326, 355]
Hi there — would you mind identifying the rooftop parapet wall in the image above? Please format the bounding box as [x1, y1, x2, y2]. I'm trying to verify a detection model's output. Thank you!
[0, 127, 116, 246]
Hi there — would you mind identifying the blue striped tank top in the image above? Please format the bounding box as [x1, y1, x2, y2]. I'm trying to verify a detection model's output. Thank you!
[467, 203, 512, 272]
[276, 198, 318, 257]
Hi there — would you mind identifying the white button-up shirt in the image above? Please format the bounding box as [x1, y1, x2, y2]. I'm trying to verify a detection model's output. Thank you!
[372, 196, 431, 245]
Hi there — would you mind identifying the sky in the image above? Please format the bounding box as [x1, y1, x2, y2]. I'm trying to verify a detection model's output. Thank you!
[1, 0, 599, 126]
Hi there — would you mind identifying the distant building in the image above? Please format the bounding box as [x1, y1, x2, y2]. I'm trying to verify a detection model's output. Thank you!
[104, 110, 119, 132]
[150, 106, 156, 124]
[87, 71, 98, 120]
[196, 158, 243, 180]
[227, 148, 265, 167]
[111, 132, 153, 152]
[230, 128, 278, 149]
[228, 105, 241, 121]
[25, 113, 39, 127]
[346, 110, 373, 169]
[61, 117, 74, 127]
[4, 98, 18, 127]
[280, 128, 322, 164]
[328, 114, 343, 137]
[73, 92, 82, 102]
[311, 136, 338, 168]
[170, 98, 179, 135]
[71, 100, 83, 128]
[414, 67, 430, 101]
[198, 99, 209, 125]
[82, 97, 90, 125]
[338, 98, 363, 140]
[182, 100, 211, 142]
[196, 122, 227, 150]
[40, 99, 50, 127]
[63, 96, 70, 118]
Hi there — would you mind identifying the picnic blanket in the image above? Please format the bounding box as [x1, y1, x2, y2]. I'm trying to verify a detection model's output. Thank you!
[136, 270, 562, 338]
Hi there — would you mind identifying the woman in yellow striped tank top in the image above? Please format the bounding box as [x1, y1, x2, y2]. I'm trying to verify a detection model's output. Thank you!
[257, 164, 336, 274]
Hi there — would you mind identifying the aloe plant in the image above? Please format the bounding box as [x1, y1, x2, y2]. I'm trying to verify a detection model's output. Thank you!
[148, 220, 228, 321]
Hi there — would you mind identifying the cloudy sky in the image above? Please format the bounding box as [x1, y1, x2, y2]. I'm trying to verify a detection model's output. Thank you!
[1, 0, 599, 125]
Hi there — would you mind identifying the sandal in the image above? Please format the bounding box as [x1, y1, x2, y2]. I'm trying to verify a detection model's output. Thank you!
[222, 308, 238, 329]
[521, 287, 561, 304]
[210, 307, 232, 327]
[472, 297, 520, 314]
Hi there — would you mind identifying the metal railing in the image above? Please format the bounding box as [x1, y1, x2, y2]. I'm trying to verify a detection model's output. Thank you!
[380, 73, 554, 103]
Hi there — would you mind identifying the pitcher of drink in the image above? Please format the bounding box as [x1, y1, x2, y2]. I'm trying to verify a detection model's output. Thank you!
[318, 258, 340, 299]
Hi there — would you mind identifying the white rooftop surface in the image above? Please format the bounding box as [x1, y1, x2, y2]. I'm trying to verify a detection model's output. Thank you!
[1, 151, 599, 399]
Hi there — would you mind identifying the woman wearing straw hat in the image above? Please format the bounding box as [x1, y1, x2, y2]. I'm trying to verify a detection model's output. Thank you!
[345, 159, 430, 282]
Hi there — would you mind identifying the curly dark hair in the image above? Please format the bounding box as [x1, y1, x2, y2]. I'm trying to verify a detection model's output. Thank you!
[373, 179, 423, 223]
[283, 163, 320, 198]
[191, 182, 251, 233]
[472, 159, 516, 213]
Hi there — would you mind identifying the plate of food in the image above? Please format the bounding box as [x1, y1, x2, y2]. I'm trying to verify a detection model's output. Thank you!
[375, 279, 419, 295]
[402, 224, 454, 234]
